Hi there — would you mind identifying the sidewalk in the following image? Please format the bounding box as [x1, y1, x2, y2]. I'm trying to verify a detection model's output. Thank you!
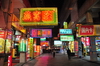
[82, 56, 100, 64]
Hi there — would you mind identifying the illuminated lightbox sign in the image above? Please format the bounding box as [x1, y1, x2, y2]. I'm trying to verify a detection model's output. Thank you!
[79, 25, 94, 36]
[54, 40, 62, 46]
[40, 41, 49, 46]
[60, 35, 74, 41]
[59, 29, 72, 34]
[31, 29, 52, 38]
[20, 8, 58, 26]
[40, 38, 46, 41]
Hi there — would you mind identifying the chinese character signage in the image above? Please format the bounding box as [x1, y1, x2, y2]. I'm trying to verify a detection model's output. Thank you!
[20, 8, 58, 26]
[59, 29, 72, 34]
[31, 29, 52, 38]
[79, 25, 100, 36]
[60, 35, 74, 41]
[79, 25, 94, 36]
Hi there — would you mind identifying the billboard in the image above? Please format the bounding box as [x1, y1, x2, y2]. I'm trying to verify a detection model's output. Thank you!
[20, 8, 58, 26]
[31, 29, 52, 38]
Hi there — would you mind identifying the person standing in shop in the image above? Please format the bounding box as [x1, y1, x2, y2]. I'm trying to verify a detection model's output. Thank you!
[67, 48, 71, 60]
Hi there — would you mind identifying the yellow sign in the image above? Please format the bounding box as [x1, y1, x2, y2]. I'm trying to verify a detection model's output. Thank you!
[11, 14, 26, 34]
[20, 8, 58, 26]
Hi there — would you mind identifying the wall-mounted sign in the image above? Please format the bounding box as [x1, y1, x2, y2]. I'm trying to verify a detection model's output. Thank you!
[20, 8, 58, 26]
[60, 35, 74, 41]
[59, 29, 72, 34]
[31, 29, 52, 38]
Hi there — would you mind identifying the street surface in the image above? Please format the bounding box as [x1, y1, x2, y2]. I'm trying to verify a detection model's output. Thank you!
[22, 53, 100, 66]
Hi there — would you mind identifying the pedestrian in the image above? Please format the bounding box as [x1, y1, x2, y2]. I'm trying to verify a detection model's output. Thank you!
[67, 48, 71, 60]
[52, 50, 56, 58]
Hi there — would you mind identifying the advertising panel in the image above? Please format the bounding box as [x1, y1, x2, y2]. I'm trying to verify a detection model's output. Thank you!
[5, 31, 12, 54]
[59, 29, 72, 34]
[20, 8, 58, 26]
[31, 29, 52, 38]
[19, 39, 26, 52]
[0, 30, 6, 53]
[60, 35, 74, 41]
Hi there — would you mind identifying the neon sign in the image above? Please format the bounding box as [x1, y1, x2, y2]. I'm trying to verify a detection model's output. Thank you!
[20, 8, 58, 26]
[31, 29, 52, 38]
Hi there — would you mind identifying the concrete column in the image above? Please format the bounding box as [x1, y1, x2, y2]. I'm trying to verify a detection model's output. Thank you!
[86, 11, 93, 23]
[71, 2, 78, 22]
[86, 11, 97, 61]
[7, 0, 14, 29]
[20, 52, 26, 63]
[78, 38, 82, 57]
[90, 37, 97, 61]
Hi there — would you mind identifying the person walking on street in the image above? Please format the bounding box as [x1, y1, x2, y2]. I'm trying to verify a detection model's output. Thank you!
[52, 50, 56, 58]
[67, 48, 71, 60]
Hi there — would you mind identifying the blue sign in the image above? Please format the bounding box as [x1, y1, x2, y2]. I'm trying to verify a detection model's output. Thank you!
[59, 29, 72, 34]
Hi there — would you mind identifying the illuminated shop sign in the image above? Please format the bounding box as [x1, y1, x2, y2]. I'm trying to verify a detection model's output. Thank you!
[79, 25, 100, 36]
[19, 39, 26, 52]
[40, 41, 49, 46]
[74, 41, 78, 51]
[54, 40, 62, 46]
[12, 14, 26, 34]
[59, 29, 72, 34]
[31, 29, 52, 38]
[79, 25, 94, 36]
[63, 22, 68, 28]
[20, 8, 58, 26]
[0, 30, 6, 53]
[60, 35, 74, 41]
[40, 38, 46, 41]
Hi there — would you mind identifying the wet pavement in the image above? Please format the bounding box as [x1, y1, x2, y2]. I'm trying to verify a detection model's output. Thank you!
[15, 53, 100, 66]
